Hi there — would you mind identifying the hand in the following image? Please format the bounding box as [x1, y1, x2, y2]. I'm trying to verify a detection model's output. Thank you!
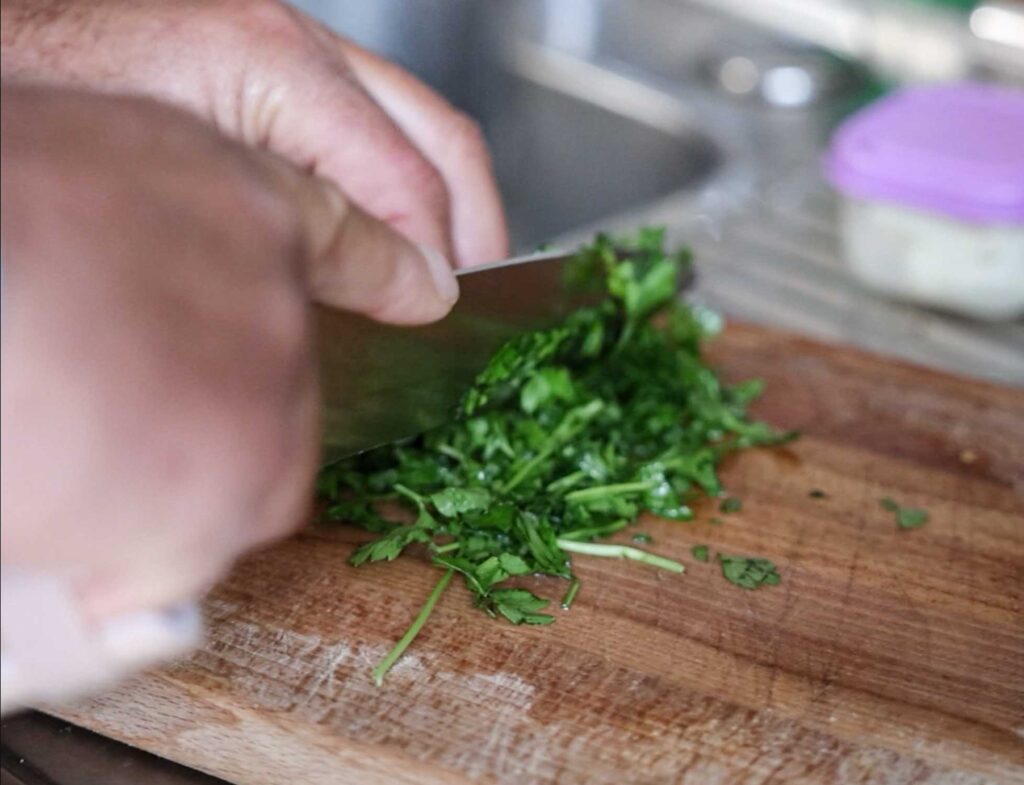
[0, 0, 509, 266]
[0, 84, 458, 628]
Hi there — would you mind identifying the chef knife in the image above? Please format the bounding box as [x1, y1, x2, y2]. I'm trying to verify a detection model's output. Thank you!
[316, 248, 596, 463]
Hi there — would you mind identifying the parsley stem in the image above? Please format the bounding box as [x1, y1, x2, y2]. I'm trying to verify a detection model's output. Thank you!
[560, 578, 581, 610]
[393, 483, 426, 509]
[372, 568, 454, 686]
[546, 470, 586, 494]
[431, 542, 460, 554]
[558, 519, 630, 541]
[436, 444, 465, 463]
[564, 480, 657, 504]
[502, 400, 604, 493]
[556, 539, 685, 574]
[502, 451, 553, 495]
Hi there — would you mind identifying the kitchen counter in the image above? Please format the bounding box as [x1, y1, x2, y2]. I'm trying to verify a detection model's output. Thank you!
[558, 160, 1024, 387]
[482, 0, 1024, 387]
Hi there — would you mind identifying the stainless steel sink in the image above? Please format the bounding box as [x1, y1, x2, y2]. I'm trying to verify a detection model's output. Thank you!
[474, 62, 719, 248]
[292, 0, 723, 250]
[290, 0, 1024, 385]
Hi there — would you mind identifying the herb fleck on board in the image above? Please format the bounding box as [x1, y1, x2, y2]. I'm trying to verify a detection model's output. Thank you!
[717, 554, 781, 589]
[881, 497, 929, 529]
[719, 497, 743, 514]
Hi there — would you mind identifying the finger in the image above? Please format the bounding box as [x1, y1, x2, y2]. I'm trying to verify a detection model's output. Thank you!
[336, 40, 510, 268]
[260, 49, 456, 261]
[276, 163, 459, 325]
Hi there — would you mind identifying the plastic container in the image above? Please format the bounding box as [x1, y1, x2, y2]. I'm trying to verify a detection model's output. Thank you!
[825, 83, 1024, 321]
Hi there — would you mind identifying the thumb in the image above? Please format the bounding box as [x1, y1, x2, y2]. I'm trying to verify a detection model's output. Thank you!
[276, 164, 460, 325]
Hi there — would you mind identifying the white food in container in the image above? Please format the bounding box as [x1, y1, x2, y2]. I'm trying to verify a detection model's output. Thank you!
[839, 197, 1024, 320]
[826, 83, 1024, 321]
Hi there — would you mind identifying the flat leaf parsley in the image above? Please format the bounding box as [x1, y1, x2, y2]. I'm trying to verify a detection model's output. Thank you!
[318, 229, 794, 682]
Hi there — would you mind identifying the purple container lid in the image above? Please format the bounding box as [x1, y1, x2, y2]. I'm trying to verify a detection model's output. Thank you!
[825, 83, 1024, 224]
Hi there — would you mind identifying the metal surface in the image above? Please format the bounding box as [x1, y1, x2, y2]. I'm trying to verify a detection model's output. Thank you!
[698, 46, 866, 108]
[562, 165, 1024, 385]
[317, 250, 595, 461]
[291, 0, 721, 251]
[692, 0, 1024, 84]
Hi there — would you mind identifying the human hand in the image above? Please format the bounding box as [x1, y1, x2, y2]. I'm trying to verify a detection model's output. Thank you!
[0, 84, 458, 706]
[0, 0, 509, 266]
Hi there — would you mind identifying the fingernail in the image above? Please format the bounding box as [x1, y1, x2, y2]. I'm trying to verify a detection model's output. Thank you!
[417, 245, 460, 305]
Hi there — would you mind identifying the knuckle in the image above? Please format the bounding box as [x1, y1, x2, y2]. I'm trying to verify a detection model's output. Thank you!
[393, 148, 448, 209]
[445, 113, 489, 161]
[211, 0, 308, 48]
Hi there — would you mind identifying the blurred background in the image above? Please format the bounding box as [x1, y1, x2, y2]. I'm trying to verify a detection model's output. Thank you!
[287, 0, 1024, 385]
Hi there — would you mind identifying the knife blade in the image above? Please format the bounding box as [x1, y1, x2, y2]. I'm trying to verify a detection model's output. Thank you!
[316, 248, 595, 463]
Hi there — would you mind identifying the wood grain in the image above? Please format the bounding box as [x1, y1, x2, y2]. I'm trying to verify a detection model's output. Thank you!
[49, 326, 1024, 785]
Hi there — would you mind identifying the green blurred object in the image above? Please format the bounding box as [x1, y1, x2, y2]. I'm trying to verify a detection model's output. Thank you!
[819, 50, 892, 133]
[909, 0, 975, 11]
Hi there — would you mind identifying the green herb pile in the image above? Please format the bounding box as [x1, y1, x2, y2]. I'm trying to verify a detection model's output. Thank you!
[317, 229, 794, 684]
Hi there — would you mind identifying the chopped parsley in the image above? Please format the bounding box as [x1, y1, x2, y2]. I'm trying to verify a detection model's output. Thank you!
[881, 497, 929, 529]
[691, 544, 710, 562]
[719, 497, 743, 514]
[809, 489, 827, 499]
[318, 229, 794, 682]
[631, 532, 653, 544]
[717, 554, 781, 589]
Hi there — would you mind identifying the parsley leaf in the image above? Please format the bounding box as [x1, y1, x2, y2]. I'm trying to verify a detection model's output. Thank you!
[691, 545, 710, 562]
[717, 554, 781, 589]
[349, 508, 435, 566]
[881, 498, 929, 529]
[430, 487, 492, 517]
[719, 497, 743, 514]
[897, 508, 929, 529]
[486, 588, 554, 625]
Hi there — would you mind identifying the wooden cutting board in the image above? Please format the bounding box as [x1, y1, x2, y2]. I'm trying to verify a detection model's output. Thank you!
[49, 326, 1024, 785]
